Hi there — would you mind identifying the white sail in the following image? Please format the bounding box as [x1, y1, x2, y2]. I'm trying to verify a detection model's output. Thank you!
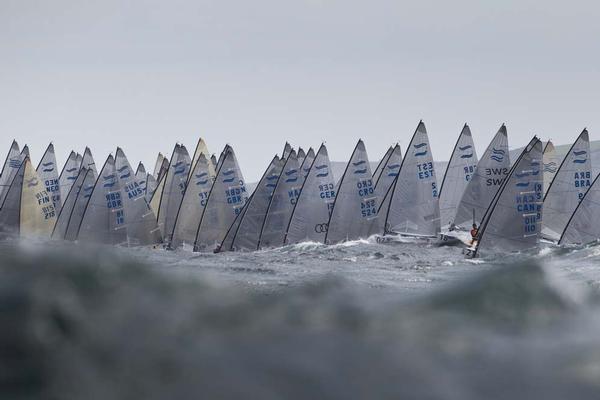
[80, 147, 97, 176]
[542, 129, 592, 241]
[21, 145, 30, 160]
[155, 144, 191, 242]
[560, 172, 600, 245]
[21, 157, 57, 236]
[297, 148, 306, 166]
[114, 148, 162, 246]
[170, 153, 214, 249]
[58, 151, 80, 202]
[222, 156, 282, 251]
[325, 140, 379, 243]
[438, 124, 478, 229]
[374, 144, 402, 198]
[0, 157, 26, 234]
[52, 167, 88, 240]
[453, 125, 510, 229]
[63, 168, 96, 241]
[75, 153, 83, 168]
[188, 138, 215, 181]
[145, 174, 158, 203]
[0, 140, 21, 206]
[194, 145, 248, 251]
[282, 142, 292, 159]
[77, 155, 128, 244]
[258, 150, 302, 249]
[384, 121, 440, 236]
[372, 146, 394, 184]
[285, 144, 336, 244]
[135, 162, 147, 195]
[300, 148, 315, 181]
[542, 141, 559, 195]
[35, 143, 62, 213]
[153, 152, 165, 179]
[210, 155, 217, 170]
[474, 137, 543, 255]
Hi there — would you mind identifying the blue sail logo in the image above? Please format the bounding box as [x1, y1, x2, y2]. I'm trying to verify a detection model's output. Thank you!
[573, 150, 588, 164]
[490, 148, 505, 162]
[543, 162, 557, 172]
[414, 142, 428, 156]
[42, 161, 54, 172]
[26, 178, 38, 188]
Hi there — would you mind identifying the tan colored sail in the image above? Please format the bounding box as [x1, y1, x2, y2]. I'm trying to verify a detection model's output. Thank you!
[20, 158, 57, 236]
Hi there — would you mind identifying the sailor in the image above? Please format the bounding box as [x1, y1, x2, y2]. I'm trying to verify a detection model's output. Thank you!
[470, 223, 479, 245]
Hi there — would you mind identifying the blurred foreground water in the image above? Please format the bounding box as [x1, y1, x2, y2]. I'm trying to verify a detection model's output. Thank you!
[2, 237, 600, 399]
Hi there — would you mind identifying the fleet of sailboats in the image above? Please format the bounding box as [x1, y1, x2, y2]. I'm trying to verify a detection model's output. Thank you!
[0, 122, 598, 257]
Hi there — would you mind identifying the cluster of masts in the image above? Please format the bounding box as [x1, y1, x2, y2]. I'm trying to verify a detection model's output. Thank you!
[0, 121, 597, 257]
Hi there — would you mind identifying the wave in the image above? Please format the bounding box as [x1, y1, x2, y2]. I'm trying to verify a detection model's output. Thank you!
[1, 240, 599, 399]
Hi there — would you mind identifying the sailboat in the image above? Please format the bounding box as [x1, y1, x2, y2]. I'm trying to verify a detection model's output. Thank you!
[194, 145, 248, 251]
[258, 150, 301, 249]
[325, 139, 379, 244]
[560, 165, 600, 245]
[153, 152, 165, 179]
[0, 140, 21, 206]
[446, 125, 510, 244]
[0, 157, 57, 237]
[542, 129, 592, 242]
[220, 155, 283, 251]
[466, 137, 543, 257]
[135, 162, 147, 194]
[382, 121, 440, 238]
[58, 150, 81, 202]
[170, 153, 214, 249]
[438, 124, 478, 232]
[80, 147, 97, 176]
[36, 143, 62, 213]
[152, 144, 191, 242]
[372, 146, 394, 185]
[52, 167, 90, 240]
[542, 141, 559, 195]
[60, 168, 97, 241]
[285, 144, 336, 245]
[77, 150, 161, 246]
[77, 155, 123, 244]
[374, 144, 402, 200]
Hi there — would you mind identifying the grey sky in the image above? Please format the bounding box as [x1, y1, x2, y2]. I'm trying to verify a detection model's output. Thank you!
[1, 0, 599, 181]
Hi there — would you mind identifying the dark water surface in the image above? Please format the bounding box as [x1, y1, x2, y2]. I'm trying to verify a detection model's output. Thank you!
[2, 237, 600, 399]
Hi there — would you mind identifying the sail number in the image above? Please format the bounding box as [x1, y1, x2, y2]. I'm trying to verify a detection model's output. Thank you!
[417, 162, 434, 179]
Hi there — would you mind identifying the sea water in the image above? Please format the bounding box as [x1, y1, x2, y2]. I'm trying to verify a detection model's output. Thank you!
[1, 237, 600, 399]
